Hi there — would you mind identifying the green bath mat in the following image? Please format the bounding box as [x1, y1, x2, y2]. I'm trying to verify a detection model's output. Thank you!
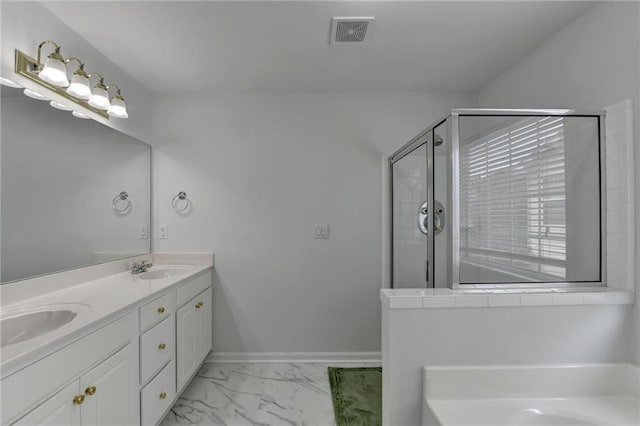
[328, 367, 382, 426]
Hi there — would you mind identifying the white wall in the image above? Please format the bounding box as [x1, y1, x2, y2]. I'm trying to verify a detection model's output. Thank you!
[478, 1, 640, 364]
[153, 92, 475, 354]
[0, 1, 153, 143]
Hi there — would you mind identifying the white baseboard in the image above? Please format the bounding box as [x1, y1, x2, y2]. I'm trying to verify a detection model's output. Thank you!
[206, 352, 382, 363]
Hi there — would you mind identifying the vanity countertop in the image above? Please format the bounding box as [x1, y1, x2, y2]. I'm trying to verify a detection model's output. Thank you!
[0, 262, 212, 378]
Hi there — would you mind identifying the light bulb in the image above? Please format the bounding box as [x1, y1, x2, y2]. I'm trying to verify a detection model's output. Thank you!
[39, 56, 69, 87]
[108, 96, 128, 118]
[66, 73, 92, 99]
[23, 88, 49, 101]
[1, 76, 22, 88]
[88, 86, 110, 110]
[50, 100, 73, 111]
[72, 111, 90, 119]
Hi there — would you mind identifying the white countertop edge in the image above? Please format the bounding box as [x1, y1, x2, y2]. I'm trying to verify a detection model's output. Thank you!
[0, 261, 212, 377]
[380, 287, 635, 309]
[0, 252, 214, 306]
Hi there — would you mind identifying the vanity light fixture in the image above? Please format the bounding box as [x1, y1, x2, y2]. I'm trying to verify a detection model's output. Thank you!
[72, 111, 90, 119]
[66, 62, 92, 100]
[87, 73, 110, 110]
[23, 88, 49, 101]
[107, 84, 128, 118]
[0, 76, 22, 88]
[14, 40, 130, 119]
[37, 41, 70, 87]
[50, 100, 73, 111]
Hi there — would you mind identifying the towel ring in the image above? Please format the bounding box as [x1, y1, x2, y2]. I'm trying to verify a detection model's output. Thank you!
[171, 191, 191, 213]
[112, 191, 131, 213]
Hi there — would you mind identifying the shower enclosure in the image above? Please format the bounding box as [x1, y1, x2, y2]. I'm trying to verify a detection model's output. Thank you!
[389, 109, 605, 289]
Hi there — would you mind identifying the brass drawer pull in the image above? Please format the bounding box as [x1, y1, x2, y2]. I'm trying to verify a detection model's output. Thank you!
[157, 306, 165, 314]
[158, 343, 166, 350]
[85, 386, 97, 396]
[195, 302, 203, 309]
[159, 392, 167, 399]
[73, 395, 85, 405]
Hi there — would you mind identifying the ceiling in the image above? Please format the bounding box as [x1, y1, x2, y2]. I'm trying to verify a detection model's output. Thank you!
[43, 1, 594, 94]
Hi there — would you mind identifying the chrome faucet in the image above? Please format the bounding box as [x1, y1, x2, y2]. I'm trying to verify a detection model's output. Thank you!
[131, 260, 153, 275]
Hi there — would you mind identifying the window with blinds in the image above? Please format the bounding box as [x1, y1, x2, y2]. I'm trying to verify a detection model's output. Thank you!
[459, 116, 567, 282]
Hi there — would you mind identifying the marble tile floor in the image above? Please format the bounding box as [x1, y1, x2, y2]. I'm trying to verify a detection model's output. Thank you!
[160, 362, 380, 426]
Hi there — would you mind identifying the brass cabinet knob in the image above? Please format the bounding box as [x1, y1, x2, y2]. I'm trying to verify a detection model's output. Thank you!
[195, 302, 203, 309]
[157, 307, 165, 313]
[158, 343, 166, 350]
[73, 395, 85, 405]
[159, 392, 167, 399]
[85, 386, 97, 396]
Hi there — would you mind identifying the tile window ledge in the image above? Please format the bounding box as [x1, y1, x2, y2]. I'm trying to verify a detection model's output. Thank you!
[380, 287, 635, 309]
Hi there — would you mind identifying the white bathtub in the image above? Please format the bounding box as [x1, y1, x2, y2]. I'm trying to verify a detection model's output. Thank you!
[423, 363, 640, 426]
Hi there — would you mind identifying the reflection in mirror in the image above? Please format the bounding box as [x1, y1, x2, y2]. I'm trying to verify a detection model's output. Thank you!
[1, 85, 151, 283]
[458, 115, 601, 283]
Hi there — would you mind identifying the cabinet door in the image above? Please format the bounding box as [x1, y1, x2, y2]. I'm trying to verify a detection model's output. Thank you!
[176, 300, 198, 391]
[13, 381, 81, 426]
[79, 345, 133, 426]
[195, 288, 212, 362]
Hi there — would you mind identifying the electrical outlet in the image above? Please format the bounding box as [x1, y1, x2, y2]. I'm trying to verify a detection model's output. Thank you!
[159, 224, 168, 239]
[314, 224, 329, 239]
[139, 224, 148, 239]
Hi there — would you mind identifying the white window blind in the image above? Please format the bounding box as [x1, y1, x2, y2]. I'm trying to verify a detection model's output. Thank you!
[460, 116, 567, 280]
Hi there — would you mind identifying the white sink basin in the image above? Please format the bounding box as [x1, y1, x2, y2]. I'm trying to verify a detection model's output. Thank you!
[138, 268, 187, 280]
[1, 307, 82, 348]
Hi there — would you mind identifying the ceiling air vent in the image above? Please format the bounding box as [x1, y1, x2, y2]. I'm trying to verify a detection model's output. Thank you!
[330, 17, 375, 44]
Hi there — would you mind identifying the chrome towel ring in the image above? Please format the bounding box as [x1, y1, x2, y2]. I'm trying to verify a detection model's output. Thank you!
[171, 191, 191, 213]
[112, 191, 131, 213]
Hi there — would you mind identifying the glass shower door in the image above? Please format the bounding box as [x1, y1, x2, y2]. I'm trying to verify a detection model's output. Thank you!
[391, 141, 430, 288]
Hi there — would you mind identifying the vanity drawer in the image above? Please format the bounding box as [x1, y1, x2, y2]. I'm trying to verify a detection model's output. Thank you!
[177, 271, 211, 307]
[140, 315, 174, 384]
[139, 291, 175, 331]
[141, 359, 175, 426]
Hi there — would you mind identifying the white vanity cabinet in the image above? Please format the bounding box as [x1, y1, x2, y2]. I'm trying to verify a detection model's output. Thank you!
[15, 345, 134, 426]
[2, 266, 213, 426]
[4, 314, 138, 425]
[139, 270, 212, 424]
[176, 287, 212, 391]
[12, 381, 82, 425]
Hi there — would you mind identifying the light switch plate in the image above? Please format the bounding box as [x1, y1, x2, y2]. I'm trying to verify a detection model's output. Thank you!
[139, 224, 148, 239]
[159, 224, 168, 239]
[314, 224, 329, 239]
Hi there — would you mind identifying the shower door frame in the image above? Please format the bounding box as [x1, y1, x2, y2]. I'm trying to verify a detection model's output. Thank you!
[389, 115, 449, 288]
[389, 108, 607, 289]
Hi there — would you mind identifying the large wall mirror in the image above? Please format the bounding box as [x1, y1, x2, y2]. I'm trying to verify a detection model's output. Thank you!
[1, 84, 151, 283]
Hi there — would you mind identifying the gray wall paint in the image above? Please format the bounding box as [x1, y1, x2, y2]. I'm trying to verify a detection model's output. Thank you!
[152, 92, 475, 354]
[478, 1, 640, 364]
